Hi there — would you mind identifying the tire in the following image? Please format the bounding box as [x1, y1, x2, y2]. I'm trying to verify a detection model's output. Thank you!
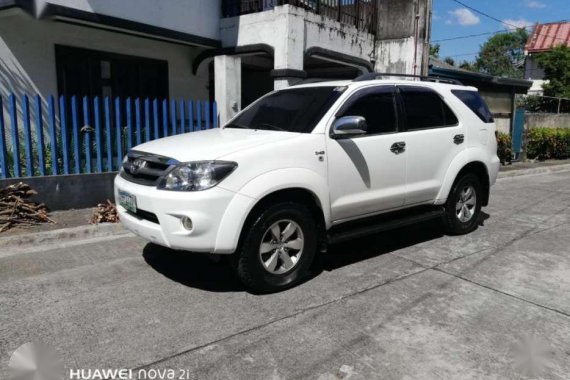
[231, 202, 318, 293]
[443, 173, 483, 235]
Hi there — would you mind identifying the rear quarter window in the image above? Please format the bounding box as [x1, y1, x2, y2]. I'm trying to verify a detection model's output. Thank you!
[452, 90, 494, 123]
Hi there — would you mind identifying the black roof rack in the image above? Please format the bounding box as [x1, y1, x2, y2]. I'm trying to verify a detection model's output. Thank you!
[353, 73, 463, 86]
[294, 78, 338, 85]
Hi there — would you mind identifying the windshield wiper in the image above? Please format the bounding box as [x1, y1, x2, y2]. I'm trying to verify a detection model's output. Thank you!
[225, 123, 250, 129]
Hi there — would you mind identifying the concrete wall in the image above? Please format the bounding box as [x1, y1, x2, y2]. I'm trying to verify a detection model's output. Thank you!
[374, 37, 417, 74]
[0, 172, 116, 210]
[526, 113, 570, 129]
[495, 118, 511, 134]
[480, 91, 515, 134]
[376, 0, 431, 75]
[481, 91, 513, 115]
[220, 5, 376, 70]
[36, 0, 222, 41]
[220, 2, 428, 75]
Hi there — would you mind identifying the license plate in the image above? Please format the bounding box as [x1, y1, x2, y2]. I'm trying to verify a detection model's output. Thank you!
[118, 190, 137, 213]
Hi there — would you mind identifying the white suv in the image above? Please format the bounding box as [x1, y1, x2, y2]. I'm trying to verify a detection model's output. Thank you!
[115, 74, 500, 293]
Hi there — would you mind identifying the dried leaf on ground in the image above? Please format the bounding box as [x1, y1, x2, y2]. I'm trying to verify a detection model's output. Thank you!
[90, 200, 119, 224]
[0, 182, 54, 233]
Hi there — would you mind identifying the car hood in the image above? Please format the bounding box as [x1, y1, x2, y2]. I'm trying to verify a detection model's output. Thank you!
[132, 128, 301, 162]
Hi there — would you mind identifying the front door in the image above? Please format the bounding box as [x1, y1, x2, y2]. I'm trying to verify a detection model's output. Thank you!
[326, 86, 407, 222]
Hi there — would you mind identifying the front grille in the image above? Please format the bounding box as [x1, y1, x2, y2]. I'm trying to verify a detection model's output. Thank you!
[120, 151, 178, 186]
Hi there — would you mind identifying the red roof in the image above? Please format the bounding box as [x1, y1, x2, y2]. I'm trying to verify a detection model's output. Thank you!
[526, 22, 570, 53]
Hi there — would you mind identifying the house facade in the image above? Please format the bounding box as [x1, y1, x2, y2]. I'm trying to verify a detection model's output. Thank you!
[524, 21, 570, 95]
[1, 0, 432, 124]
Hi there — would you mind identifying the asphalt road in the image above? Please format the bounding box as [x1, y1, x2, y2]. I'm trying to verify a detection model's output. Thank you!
[1, 171, 570, 380]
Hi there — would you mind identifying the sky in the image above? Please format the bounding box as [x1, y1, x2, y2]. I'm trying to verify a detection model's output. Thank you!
[432, 0, 569, 62]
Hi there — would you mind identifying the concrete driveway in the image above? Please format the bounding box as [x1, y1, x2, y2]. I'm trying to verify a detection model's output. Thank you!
[1, 171, 570, 379]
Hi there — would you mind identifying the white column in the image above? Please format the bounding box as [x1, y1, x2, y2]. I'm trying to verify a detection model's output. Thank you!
[214, 55, 242, 126]
[274, 77, 303, 90]
[272, 11, 305, 90]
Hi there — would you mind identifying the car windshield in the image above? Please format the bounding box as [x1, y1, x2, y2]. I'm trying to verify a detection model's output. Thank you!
[226, 86, 345, 133]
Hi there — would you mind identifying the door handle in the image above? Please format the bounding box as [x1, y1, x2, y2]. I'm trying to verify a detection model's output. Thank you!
[390, 142, 406, 154]
[453, 134, 465, 145]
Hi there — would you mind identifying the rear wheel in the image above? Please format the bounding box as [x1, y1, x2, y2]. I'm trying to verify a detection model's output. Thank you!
[231, 202, 317, 293]
[443, 173, 482, 235]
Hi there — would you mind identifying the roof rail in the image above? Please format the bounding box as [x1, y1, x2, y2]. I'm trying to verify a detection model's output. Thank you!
[353, 73, 463, 86]
[294, 78, 338, 85]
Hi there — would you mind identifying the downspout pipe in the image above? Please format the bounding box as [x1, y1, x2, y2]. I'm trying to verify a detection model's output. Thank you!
[413, 0, 420, 75]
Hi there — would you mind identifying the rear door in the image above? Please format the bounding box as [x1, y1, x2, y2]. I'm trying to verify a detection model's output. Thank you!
[397, 86, 466, 205]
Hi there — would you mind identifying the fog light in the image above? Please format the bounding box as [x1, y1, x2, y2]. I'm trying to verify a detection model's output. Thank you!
[181, 217, 193, 231]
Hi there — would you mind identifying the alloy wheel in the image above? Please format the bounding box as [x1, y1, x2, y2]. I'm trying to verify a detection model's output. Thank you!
[456, 185, 477, 223]
[259, 220, 304, 275]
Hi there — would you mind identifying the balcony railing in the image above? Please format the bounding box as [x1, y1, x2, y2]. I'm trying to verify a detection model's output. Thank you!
[222, 0, 378, 35]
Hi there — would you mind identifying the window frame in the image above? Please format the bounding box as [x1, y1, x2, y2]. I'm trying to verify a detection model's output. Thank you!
[55, 44, 169, 100]
[396, 86, 460, 132]
[332, 85, 401, 138]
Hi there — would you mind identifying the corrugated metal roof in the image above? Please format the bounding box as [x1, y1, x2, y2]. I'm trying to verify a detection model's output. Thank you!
[526, 22, 570, 53]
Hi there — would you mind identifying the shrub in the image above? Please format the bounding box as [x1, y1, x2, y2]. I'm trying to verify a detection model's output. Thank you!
[496, 132, 513, 164]
[526, 128, 570, 160]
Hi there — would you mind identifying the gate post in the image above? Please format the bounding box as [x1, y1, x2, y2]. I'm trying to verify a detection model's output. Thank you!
[512, 108, 526, 161]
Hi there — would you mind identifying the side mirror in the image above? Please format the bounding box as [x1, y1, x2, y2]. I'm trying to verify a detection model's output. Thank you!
[331, 116, 368, 139]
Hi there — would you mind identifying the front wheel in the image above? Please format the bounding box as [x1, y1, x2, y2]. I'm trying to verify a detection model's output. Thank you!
[231, 202, 317, 293]
[443, 173, 483, 235]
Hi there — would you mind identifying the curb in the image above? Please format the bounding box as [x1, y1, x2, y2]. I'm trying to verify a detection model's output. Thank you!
[0, 223, 131, 251]
[498, 163, 570, 179]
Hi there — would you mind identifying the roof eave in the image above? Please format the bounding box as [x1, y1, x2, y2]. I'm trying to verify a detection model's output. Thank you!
[429, 66, 532, 93]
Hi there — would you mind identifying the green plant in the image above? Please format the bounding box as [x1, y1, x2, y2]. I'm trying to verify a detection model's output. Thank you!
[526, 128, 570, 160]
[475, 29, 528, 79]
[496, 132, 513, 165]
[4, 129, 61, 177]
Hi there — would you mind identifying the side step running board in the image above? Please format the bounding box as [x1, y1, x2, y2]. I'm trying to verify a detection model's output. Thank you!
[327, 207, 445, 245]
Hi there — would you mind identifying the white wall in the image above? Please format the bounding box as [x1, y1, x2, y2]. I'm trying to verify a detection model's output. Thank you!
[36, 0, 221, 41]
[526, 113, 570, 129]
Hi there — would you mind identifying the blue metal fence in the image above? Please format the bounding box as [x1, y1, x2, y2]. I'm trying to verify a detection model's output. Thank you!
[0, 94, 218, 179]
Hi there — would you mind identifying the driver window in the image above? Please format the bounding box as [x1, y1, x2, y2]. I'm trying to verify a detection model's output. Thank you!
[339, 89, 398, 135]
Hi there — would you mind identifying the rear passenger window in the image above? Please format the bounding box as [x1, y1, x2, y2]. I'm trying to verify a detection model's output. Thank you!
[399, 87, 458, 130]
[452, 90, 494, 123]
[339, 88, 397, 135]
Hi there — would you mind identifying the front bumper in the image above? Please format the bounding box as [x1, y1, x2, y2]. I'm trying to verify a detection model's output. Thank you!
[114, 175, 253, 253]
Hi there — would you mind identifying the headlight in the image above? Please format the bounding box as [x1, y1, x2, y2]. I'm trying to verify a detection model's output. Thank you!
[157, 161, 237, 191]
[119, 155, 128, 173]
